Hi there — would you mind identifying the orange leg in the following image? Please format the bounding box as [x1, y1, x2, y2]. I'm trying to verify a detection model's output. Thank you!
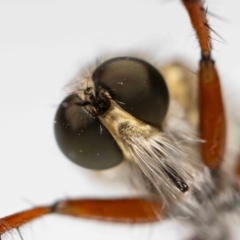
[0, 198, 164, 236]
[236, 153, 240, 179]
[182, 0, 226, 170]
[182, 1, 226, 238]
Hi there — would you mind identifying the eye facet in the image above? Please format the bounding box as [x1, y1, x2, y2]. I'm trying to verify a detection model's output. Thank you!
[54, 57, 169, 170]
[92, 57, 169, 126]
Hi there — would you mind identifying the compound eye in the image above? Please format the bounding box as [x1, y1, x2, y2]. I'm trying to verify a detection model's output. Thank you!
[92, 57, 169, 126]
[54, 94, 123, 170]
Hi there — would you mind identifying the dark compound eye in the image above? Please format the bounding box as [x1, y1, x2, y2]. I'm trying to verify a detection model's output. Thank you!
[92, 57, 169, 126]
[54, 57, 169, 170]
[54, 94, 122, 170]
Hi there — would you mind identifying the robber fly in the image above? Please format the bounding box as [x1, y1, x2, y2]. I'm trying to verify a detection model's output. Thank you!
[1, 1, 240, 240]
